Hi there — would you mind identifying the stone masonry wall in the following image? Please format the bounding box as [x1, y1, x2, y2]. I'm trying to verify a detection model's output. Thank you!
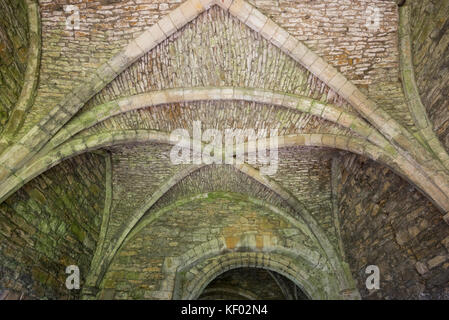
[24, 0, 401, 135]
[0, 153, 106, 300]
[83, 100, 352, 145]
[337, 153, 449, 299]
[104, 143, 342, 261]
[3, 0, 448, 301]
[105, 143, 191, 244]
[409, 0, 449, 151]
[0, 0, 29, 127]
[249, 0, 400, 86]
[99, 194, 316, 300]
[85, 6, 351, 113]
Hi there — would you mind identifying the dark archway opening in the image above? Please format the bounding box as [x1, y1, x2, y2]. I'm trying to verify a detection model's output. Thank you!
[197, 268, 309, 300]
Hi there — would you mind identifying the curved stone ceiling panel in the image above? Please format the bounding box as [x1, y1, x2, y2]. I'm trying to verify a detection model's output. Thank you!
[76, 100, 356, 140]
[409, 0, 449, 152]
[83, 6, 352, 114]
[0, 0, 29, 128]
[101, 194, 324, 300]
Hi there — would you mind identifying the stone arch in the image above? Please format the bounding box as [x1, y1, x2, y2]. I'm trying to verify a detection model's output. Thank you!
[1, 0, 448, 302]
[45, 87, 384, 152]
[2, 0, 447, 203]
[2, 129, 448, 215]
[0, 0, 448, 228]
[93, 195, 355, 299]
[168, 234, 357, 300]
[398, 3, 449, 169]
[179, 253, 319, 300]
[1, 129, 403, 295]
[0, 0, 41, 145]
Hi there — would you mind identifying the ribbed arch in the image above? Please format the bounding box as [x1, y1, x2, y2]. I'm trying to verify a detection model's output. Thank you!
[0, 0, 448, 218]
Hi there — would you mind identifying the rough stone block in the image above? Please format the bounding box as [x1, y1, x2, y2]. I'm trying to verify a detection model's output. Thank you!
[303, 134, 312, 146]
[165, 89, 185, 103]
[322, 134, 336, 148]
[95, 62, 118, 84]
[123, 40, 145, 63]
[5, 144, 31, 168]
[338, 81, 358, 99]
[348, 139, 364, 154]
[308, 57, 327, 76]
[89, 72, 108, 94]
[195, 88, 213, 101]
[205, 88, 222, 100]
[347, 89, 371, 111]
[323, 106, 342, 123]
[282, 95, 298, 109]
[427, 255, 448, 269]
[415, 262, 428, 275]
[271, 93, 286, 106]
[335, 136, 350, 149]
[119, 94, 151, 113]
[135, 25, 164, 52]
[108, 51, 132, 74]
[310, 134, 323, 146]
[183, 88, 195, 101]
[296, 98, 313, 112]
[151, 91, 169, 105]
[290, 42, 309, 61]
[309, 102, 325, 117]
[320, 64, 338, 83]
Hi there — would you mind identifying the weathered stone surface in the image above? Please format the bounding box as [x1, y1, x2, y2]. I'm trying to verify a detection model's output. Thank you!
[83, 6, 351, 114]
[409, 0, 449, 152]
[0, 0, 448, 301]
[337, 153, 449, 299]
[0, 153, 106, 299]
[81, 100, 353, 141]
[0, 0, 29, 127]
[99, 194, 316, 299]
[416, 262, 429, 275]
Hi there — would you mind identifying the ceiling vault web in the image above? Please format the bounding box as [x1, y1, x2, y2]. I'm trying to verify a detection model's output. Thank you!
[1, 0, 449, 301]
[0, 0, 447, 219]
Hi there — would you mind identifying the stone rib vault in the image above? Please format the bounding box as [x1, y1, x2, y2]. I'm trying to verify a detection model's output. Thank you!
[0, 0, 448, 300]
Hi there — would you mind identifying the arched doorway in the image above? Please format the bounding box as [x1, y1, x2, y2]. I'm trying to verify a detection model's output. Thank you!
[198, 267, 309, 300]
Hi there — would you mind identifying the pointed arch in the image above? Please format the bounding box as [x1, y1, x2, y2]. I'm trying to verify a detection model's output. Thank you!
[176, 251, 335, 300]
[0, 130, 384, 203]
[42, 87, 387, 154]
[0, 0, 446, 194]
[0, 0, 448, 222]
[398, 4, 449, 170]
[0, 0, 41, 148]
[1, 127, 448, 213]
[168, 233, 359, 299]
[95, 196, 357, 300]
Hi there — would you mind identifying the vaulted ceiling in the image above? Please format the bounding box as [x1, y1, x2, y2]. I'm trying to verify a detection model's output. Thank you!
[0, 0, 448, 300]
